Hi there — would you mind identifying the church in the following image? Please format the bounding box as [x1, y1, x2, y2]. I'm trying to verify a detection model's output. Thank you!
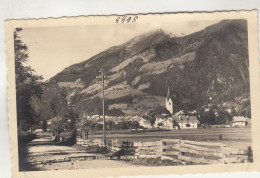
[165, 87, 174, 114]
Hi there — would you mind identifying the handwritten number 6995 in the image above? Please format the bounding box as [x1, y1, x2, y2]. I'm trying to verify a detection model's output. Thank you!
[116, 16, 138, 23]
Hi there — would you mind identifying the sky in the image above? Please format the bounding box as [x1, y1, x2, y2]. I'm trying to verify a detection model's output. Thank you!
[20, 20, 220, 81]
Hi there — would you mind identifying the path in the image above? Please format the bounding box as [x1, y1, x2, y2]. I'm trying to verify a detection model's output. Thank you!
[25, 134, 136, 171]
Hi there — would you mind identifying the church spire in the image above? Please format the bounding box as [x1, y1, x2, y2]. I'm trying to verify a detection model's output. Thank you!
[166, 86, 173, 114]
[167, 86, 171, 101]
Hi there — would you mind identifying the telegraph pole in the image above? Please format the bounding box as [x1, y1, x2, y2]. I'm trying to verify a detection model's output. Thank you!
[101, 69, 106, 147]
[97, 68, 107, 146]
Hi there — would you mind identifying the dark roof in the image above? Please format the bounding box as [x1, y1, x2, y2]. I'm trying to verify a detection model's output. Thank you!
[141, 115, 152, 121]
[172, 115, 199, 123]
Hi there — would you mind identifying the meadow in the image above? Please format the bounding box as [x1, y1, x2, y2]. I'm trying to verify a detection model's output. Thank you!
[89, 127, 252, 149]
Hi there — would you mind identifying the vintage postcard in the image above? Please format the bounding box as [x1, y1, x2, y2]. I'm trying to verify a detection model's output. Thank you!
[5, 10, 260, 177]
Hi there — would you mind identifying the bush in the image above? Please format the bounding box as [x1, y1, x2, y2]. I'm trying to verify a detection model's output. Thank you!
[18, 132, 37, 171]
[107, 108, 125, 116]
[18, 131, 36, 145]
[41, 120, 47, 131]
[59, 131, 76, 145]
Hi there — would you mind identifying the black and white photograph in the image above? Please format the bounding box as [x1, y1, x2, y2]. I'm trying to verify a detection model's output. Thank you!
[5, 11, 260, 177]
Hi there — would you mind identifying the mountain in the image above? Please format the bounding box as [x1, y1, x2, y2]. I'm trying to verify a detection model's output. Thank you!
[46, 19, 250, 116]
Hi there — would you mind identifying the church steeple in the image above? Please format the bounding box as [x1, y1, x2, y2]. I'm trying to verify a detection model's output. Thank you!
[166, 87, 173, 114]
[166, 86, 171, 101]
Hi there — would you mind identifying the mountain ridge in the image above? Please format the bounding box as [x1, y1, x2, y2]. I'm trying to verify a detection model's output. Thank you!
[46, 19, 250, 116]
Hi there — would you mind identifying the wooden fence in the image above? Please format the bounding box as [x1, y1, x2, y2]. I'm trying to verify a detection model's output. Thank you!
[76, 136, 105, 147]
[134, 139, 252, 165]
[76, 136, 252, 165]
[76, 136, 121, 149]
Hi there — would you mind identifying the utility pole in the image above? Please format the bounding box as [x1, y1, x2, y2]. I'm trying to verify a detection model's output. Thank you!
[56, 117, 59, 141]
[101, 69, 106, 147]
[96, 68, 107, 147]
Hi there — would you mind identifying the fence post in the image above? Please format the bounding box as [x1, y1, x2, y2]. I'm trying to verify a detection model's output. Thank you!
[179, 138, 182, 156]
[247, 146, 253, 162]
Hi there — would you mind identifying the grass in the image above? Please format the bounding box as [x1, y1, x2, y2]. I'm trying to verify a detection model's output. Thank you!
[89, 127, 252, 149]
[130, 158, 189, 166]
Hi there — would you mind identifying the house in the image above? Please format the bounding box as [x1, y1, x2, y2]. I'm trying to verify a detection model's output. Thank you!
[90, 115, 100, 121]
[94, 115, 130, 125]
[205, 108, 210, 112]
[232, 116, 249, 127]
[154, 117, 163, 128]
[138, 116, 152, 129]
[154, 116, 174, 130]
[226, 108, 232, 114]
[108, 116, 126, 125]
[166, 87, 173, 114]
[163, 117, 174, 129]
[172, 114, 199, 129]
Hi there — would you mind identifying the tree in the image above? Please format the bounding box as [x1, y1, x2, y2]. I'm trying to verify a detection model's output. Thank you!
[205, 109, 216, 125]
[106, 121, 114, 130]
[107, 108, 125, 116]
[14, 28, 43, 132]
[81, 119, 97, 133]
[31, 86, 68, 119]
[41, 120, 47, 132]
[172, 120, 179, 128]
[130, 121, 140, 130]
[81, 97, 108, 115]
[64, 110, 78, 131]
[198, 109, 216, 125]
[117, 121, 130, 130]
[143, 114, 156, 126]
[215, 110, 232, 124]
[31, 86, 68, 137]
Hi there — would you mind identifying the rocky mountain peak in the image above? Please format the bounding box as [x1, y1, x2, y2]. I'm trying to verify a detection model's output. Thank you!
[48, 19, 250, 115]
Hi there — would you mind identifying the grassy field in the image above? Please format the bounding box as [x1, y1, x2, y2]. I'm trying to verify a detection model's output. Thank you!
[89, 127, 252, 150]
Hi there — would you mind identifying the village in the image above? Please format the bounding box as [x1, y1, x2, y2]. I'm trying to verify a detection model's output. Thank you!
[45, 87, 251, 135]
[12, 19, 253, 171]
[22, 87, 252, 171]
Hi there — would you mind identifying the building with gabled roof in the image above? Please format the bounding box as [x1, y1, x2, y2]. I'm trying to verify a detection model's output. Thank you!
[154, 116, 174, 130]
[138, 115, 152, 129]
[172, 114, 199, 129]
[232, 116, 249, 127]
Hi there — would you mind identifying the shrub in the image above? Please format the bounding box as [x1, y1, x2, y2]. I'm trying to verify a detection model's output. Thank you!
[18, 131, 36, 145]
[41, 120, 47, 131]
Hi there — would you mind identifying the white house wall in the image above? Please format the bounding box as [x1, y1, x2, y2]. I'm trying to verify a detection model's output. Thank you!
[178, 122, 198, 129]
[233, 122, 246, 127]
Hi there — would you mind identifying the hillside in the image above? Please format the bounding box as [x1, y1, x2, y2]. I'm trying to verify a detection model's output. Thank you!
[46, 19, 250, 116]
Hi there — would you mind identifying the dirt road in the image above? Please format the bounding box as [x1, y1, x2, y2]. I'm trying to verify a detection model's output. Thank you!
[25, 136, 136, 171]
